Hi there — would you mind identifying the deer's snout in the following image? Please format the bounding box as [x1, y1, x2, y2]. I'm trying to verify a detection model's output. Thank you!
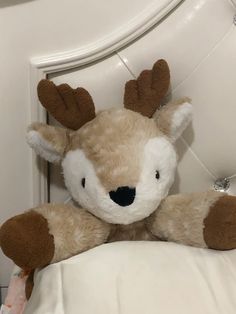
[109, 186, 136, 206]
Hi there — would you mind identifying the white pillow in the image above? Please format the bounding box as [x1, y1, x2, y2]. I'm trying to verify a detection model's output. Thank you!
[24, 242, 236, 314]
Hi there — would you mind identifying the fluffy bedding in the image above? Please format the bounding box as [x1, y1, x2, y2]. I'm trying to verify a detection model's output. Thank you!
[20, 241, 236, 314]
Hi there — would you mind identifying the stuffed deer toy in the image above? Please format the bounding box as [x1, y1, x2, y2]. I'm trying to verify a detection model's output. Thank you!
[1, 60, 236, 298]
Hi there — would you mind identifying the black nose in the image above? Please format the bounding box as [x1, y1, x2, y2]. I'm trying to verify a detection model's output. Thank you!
[109, 186, 136, 206]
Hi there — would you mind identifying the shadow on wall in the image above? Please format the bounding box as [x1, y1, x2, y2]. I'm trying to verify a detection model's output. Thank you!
[0, 0, 36, 8]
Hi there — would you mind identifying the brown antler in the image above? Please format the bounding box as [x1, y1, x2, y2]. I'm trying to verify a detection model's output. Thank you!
[124, 59, 170, 117]
[37, 80, 96, 130]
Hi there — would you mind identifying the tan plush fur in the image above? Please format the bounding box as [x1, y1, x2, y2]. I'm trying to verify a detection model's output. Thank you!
[147, 190, 223, 248]
[153, 97, 191, 140]
[36, 204, 110, 263]
[37, 205, 156, 263]
[0, 189, 233, 271]
[68, 108, 161, 191]
[33, 190, 227, 263]
[108, 220, 156, 242]
[23, 99, 236, 255]
[29, 123, 70, 160]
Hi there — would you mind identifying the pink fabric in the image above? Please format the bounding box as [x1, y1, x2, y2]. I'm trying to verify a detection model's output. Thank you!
[0, 267, 28, 314]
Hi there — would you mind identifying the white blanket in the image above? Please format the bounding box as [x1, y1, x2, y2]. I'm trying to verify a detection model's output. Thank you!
[24, 242, 236, 314]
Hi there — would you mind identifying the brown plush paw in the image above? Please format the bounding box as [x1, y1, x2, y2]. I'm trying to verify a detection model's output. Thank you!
[204, 195, 236, 250]
[0, 211, 55, 269]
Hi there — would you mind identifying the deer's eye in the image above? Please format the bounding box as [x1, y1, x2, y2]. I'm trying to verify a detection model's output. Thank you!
[155, 171, 160, 180]
[81, 178, 86, 188]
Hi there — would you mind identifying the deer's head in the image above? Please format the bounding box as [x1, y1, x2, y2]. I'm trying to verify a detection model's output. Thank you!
[27, 60, 192, 224]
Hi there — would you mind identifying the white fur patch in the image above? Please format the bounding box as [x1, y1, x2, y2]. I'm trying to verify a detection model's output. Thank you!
[170, 102, 193, 142]
[62, 137, 177, 224]
[27, 130, 61, 163]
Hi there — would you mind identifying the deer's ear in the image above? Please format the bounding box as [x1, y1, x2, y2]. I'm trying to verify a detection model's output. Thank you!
[153, 98, 193, 142]
[26, 123, 70, 163]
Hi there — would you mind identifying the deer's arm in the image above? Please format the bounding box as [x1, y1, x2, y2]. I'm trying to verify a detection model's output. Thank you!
[146, 190, 236, 250]
[0, 204, 111, 269]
